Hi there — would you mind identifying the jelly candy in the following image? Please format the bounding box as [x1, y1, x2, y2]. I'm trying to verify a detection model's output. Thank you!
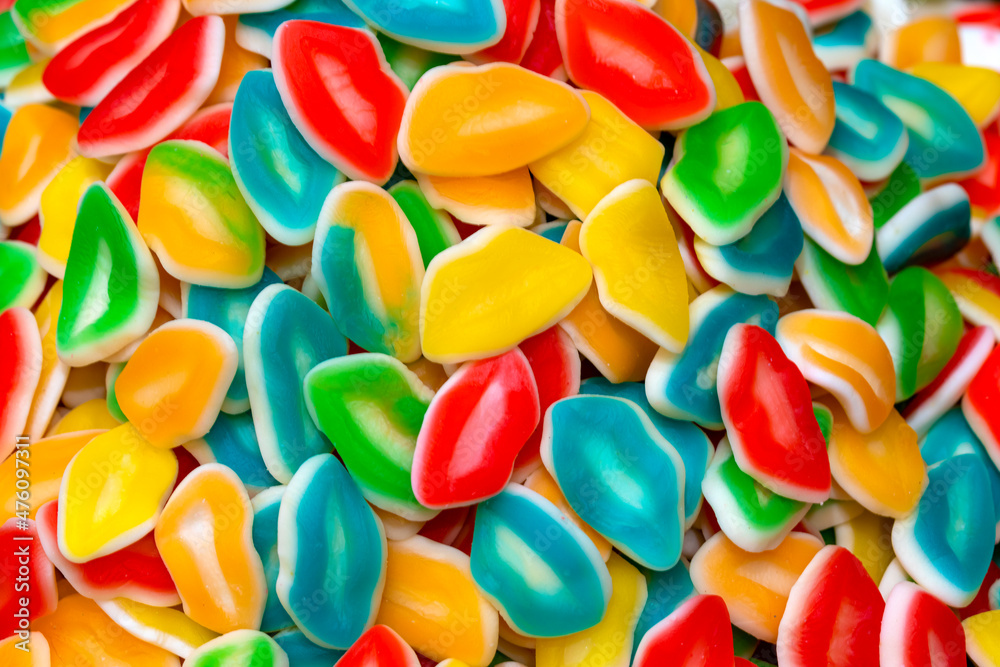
[184, 630, 288, 667]
[272, 22, 408, 183]
[633, 594, 733, 667]
[0, 13, 30, 89]
[963, 124, 1000, 217]
[398, 62, 589, 177]
[115, 320, 237, 448]
[812, 10, 876, 72]
[374, 34, 462, 91]
[522, 467, 612, 559]
[41, 0, 181, 107]
[138, 140, 266, 289]
[375, 535, 498, 665]
[59, 424, 177, 562]
[187, 412, 278, 494]
[388, 181, 461, 267]
[740, 0, 834, 154]
[229, 70, 344, 246]
[882, 16, 961, 71]
[249, 487, 293, 633]
[335, 624, 420, 667]
[0, 518, 57, 638]
[876, 184, 971, 274]
[963, 611, 1000, 666]
[311, 181, 424, 361]
[413, 348, 539, 508]
[156, 464, 266, 634]
[631, 561, 697, 657]
[0, 430, 101, 521]
[244, 284, 347, 483]
[776, 546, 883, 667]
[304, 354, 435, 520]
[467, 0, 539, 64]
[273, 628, 346, 667]
[470, 484, 611, 637]
[0, 307, 41, 458]
[880, 581, 966, 667]
[661, 101, 787, 246]
[911, 62, 1000, 129]
[825, 81, 908, 182]
[235, 0, 366, 59]
[535, 553, 646, 667]
[23, 283, 68, 441]
[342, 0, 505, 53]
[278, 454, 386, 648]
[420, 226, 592, 363]
[717, 324, 831, 503]
[92, 600, 218, 659]
[689, 532, 824, 643]
[776, 309, 895, 433]
[520, 0, 561, 78]
[77, 16, 225, 158]
[580, 180, 688, 352]
[937, 268, 1000, 342]
[56, 183, 159, 367]
[964, 345, 1000, 470]
[834, 510, 895, 584]
[0, 632, 49, 666]
[51, 399, 121, 435]
[416, 168, 536, 228]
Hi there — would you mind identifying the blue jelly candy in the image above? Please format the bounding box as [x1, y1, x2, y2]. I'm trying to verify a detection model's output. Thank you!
[341, 0, 506, 54]
[273, 628, 346, 666]
[825, 81, 908, 182]
[187, 412, 278, 495]
[631, 560, 696, 660]
[236, 0, 366, 57]
[250, 486, 294, 634]
[876, 183, 971, 274]
[813, 10, 876, 72]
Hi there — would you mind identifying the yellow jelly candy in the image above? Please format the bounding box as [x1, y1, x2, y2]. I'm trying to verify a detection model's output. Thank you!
[25, 281, 69, 441]
[911, 63, 1000, 129]
[115, 320, 238, 448]
[62, 362, 111, 408]
[824, 401, 926, 519]
[399, 62, 590, 177]
[558, 222, 659, 383]
[0, 104, 78, 227]
[963, 611, 1000, 666]
[0, 430, 102, 521]
[0, 632, 49, 666]
[5, 60, 53, 108]
[155, 464, 267, 634]
[50, 399, 122, 435]
[883, 16, 962, 71]
[535, 552, 646, 667]
[375, 535, 499, 666]
[528, 91, 665, 220]
[834, 511, 895, 583]
[59, 423, 178, 562]
[37, 157, 115, 277]
[689, 531, 823, 642]
[523, 467, 612, 561]
[33, 594, 179, 667]
[655, 0, 697, 39]
[97, 598, 220, 659]
[697, 46, 744, 112]
[417, 168, 537, 227]
[579, 180, 688, 353]
[420, 226, 592, 363]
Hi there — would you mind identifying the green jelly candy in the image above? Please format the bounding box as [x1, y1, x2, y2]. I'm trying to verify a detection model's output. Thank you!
[0, 12, 30, 88]
[813, 402, 833, 444]
[869, 160, 921, 229]
[0, 240, 46, 311]
[184, 630, 288, 667]
[376, 34, 461, 90]
[796, 237, 889, 326]
[661, 101, 788, 246]
[303, 353, 436, 521]
[57, 183, 159, 367]
[388, 180, 460, 267]
[105, 362, 127, 422]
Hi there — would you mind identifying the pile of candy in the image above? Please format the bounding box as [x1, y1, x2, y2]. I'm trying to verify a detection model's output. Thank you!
[2, 0, 1000, 664]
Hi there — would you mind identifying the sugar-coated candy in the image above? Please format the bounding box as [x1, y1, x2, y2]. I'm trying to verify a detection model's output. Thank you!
[634, 594, 733, 667]
[303, 354, 435, 520]
[58, 423, 177, 562]
[335, 624, 420, 667]
[937, 268, 1000, 342]
[182, 630, 288, 667]
[964, 345, 1000, 471]
[416, 168, 536, 228]
[0, 307, 41, 458]
[580, 180, 688, 352]
[542, 395, 685, 570]
[0, 518, 57, 638]
[647, 286, 777, 429]
[77, 16, 225, 158]
[776, 546, 883, 667]
[398, 62, 589, 177]
[388, 181, 460, 267]
[555, 0, 714, 130]
[375, 535, 498, 666]
[421, 225, 591, 363]
[535, 553, 646, 667]
[311, 181, 424, 361]
[156, 464, 266, 634]
[470, 484, 611, 637]
[852, 59, 985, 183]
[718, 323, 831, 503]
[877, 184, 971, 274]
[244, 284, 345, 483]
[662, 101, 786, 246]
[825, 81, 908, 182]
[812, 10, 876, 71]
[690, 532, 824, 643]
[880, 581, 966, 667]
[413, 348, 539, 508]
[964, 611, 1000, 666]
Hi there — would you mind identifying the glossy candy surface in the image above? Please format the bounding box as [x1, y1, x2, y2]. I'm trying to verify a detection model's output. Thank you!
[880, 581, 966, 667]
[964, 345, 1000, 470]
[183, 631, 288, 667]
[876, 184, 971, 275]
[825, 81, 907, 182]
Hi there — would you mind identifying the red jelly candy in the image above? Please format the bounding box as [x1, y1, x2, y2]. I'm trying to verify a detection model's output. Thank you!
[880, 581, 966, 667]
[418, 506, 471, 546]
[412, 348, 540, 508]
[272, 21, 408, 184]
[717, 323, 831, 504]
[0, 308, 41, 461]
[959, 122, 1000, 216]
[77, 16, 225, 158]
[469, 0, 541, 64]
[0, 518, 57, 639]
[777, 546, 883, 667]
[555, 0, 715, 130]
[35, 501, 179, 607]
[963, 345, 1000, 471]
[521, 0, 564, 78]
[42, 0, 181, 107]
[633, 595, 734, 667]
[337, 625, 420, 667]
[957, 561, 1000, 621]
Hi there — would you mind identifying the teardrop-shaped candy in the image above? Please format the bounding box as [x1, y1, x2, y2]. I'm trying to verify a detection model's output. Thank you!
[336, 625, 420, 667]
[184, 630, 288, 667]
[413, 349, 539, 509]
[59, 424, 178, 562]
[542, 395, 685, 570]
[471, 484, 611, 637]
[555, 0, 714, 130]
[342, 0, 505, 53]
[156, 464, 267, 634]
[579, 180, 688, 353]
[138, 140, 266, 289]
[277, 454, 387, 649]
[272, 22, 407, 183]
[661, 101, 787, 245]
[825, 82, 908, 182]
[311, 181, 424, 361]
[0, 307, 41, 459]
[740, 0, 835, 153]
[416, 168, 536, 228]
[398, 62, 589, 177]
[877, 184, 971, 274]
[633, 595, 733, 667]
[420, 226, 592, 363]
[880, 581, 967, 667]
[244, 284, 347, 484]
